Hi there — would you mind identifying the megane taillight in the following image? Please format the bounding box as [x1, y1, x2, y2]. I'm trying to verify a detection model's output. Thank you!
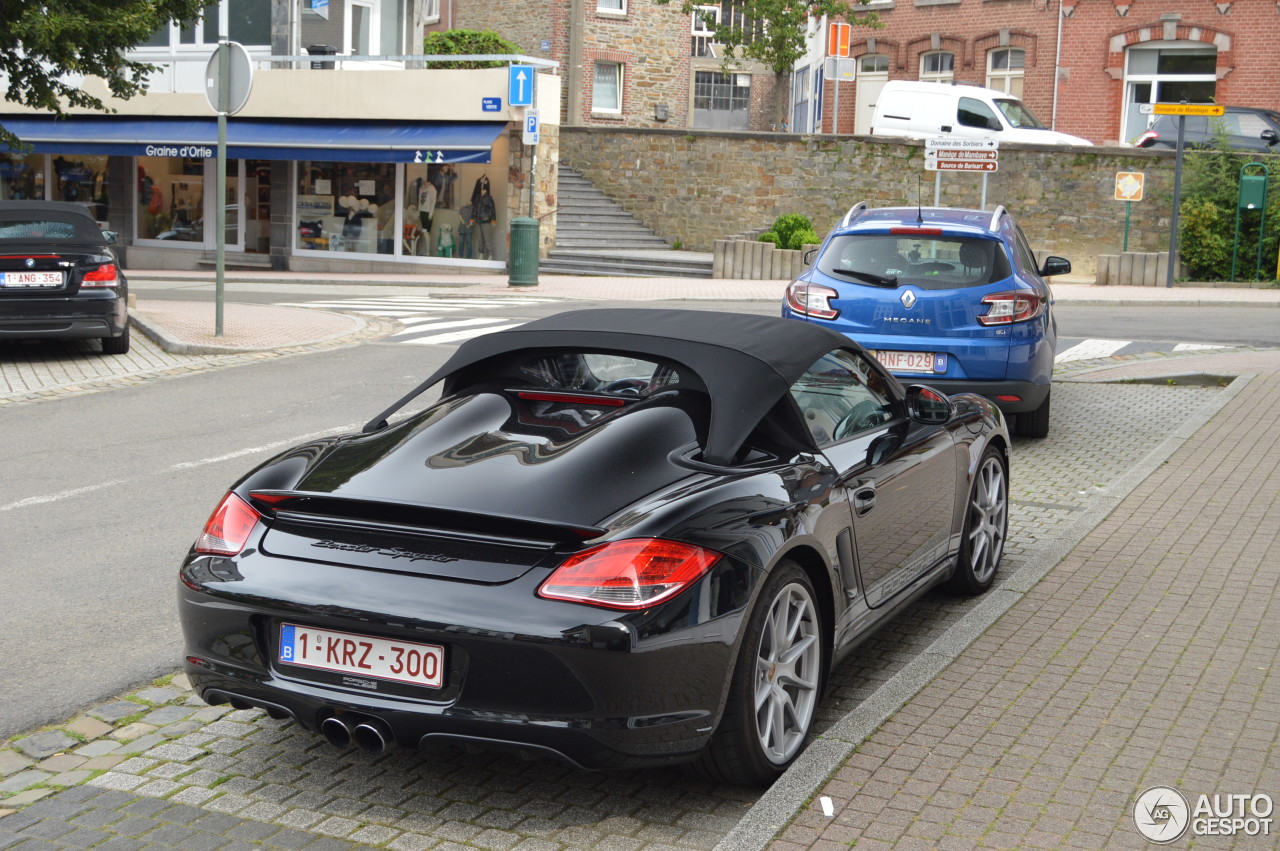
[978, 291, 1044, 325]
[195, 492, 262, 556]
[81, 263, 119, 287]
[539, 539, 723, 610]
[785, 281, 840, 320]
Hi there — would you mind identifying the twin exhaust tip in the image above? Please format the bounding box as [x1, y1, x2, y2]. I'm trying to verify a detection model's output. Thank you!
[320, 713, 392, 755]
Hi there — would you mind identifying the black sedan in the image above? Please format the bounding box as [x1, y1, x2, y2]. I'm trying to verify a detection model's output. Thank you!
[0, 200, 130, 354]
[179, 309, 1010, 785]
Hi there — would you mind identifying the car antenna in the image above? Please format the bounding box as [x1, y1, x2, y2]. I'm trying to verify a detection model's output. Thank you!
[916, 173, 924, 225]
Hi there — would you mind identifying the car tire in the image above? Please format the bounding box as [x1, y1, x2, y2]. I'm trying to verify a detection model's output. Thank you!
[696, 560, 824, 786]
[100, 325, 130, 355]
[1014, 389, 1050, 438]
[947, 446, 1008, 596]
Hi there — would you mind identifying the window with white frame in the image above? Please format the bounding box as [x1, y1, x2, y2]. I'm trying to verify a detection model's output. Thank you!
[598, 0, 625, 13]
[692, 5, 719, 35]
[346, 0, 379, 55]
[987, 48, 1025, 97]
[423, 0, 439, 24]
[920, 51, 954, 83]
[142, 0, 272, 47]
[593, 62, 623, 113]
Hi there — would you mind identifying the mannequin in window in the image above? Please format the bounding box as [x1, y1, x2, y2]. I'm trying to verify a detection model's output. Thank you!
[471, 175, 497, 260]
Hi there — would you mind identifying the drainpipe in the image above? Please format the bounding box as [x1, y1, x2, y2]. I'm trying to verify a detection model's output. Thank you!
[1051, 0, 1064, 130]
[567, 0, 584, 124]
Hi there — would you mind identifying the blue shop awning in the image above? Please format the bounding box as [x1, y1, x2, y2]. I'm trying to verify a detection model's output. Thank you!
[0, 116, 506, 164]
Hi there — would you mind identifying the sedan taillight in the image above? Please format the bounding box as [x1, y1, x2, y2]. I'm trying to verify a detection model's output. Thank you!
[979, 291, 1043, 325]
[81, 263, 119, 288]
[785, 281, 840, 320]
[538, 538, 723, 609]
[195, 492, 262, 556]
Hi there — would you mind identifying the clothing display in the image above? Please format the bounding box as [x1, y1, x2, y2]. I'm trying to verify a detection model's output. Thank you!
[471, 175, 497, 260]
[457, 204, 474, 259]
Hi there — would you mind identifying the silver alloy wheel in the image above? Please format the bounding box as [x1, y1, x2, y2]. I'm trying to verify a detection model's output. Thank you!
[753, 582, 820, 765]
[967, 455, 1008, 585]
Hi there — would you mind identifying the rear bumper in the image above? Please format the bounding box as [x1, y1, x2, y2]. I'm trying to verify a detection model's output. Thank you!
[0, 292, 128, 340]
[922, 378, 1049, 414]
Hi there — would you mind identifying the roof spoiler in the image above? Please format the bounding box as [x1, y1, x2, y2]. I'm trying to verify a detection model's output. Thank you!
[840, 201, 869, 229]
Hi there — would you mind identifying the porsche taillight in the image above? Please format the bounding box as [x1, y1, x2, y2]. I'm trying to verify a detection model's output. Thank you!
[81, 263, 119, 287]
[785, 281, 840, 320]
[195, 492, 262, 556]
[978, 291, 1043, 325]
[538, 539, 723, 610]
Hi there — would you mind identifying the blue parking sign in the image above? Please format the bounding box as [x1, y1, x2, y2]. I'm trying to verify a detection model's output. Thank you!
[508, 65, 534, 107]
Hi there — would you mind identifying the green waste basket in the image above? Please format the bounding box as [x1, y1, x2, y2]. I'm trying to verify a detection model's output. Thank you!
[508, 217, 540, 287]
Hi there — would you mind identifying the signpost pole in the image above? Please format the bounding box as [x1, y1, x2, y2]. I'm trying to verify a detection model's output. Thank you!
[1166, 113, 1186, 288]
[528, 75, 537, 218]
[215, 38, 229, 336]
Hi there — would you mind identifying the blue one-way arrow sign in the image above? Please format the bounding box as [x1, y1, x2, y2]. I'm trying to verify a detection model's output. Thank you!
[508, 64, 533, 107]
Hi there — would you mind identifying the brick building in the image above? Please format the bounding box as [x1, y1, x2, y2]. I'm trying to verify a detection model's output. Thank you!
[431, 1, 784, 132]
[807, 0, 1280, 145]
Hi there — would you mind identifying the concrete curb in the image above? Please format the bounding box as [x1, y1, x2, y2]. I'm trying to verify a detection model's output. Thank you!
[127, 308, 369, 355]
[714, 374, 1251, 851]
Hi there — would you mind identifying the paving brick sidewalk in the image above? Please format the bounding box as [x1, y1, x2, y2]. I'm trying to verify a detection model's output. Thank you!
[768, 365, 1280, 849]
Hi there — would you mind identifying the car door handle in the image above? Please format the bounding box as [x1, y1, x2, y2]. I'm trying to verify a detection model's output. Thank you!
[853, 486, 877, 517]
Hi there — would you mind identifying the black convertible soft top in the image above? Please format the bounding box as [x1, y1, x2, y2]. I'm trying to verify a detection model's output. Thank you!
[366, 308, 863, 465]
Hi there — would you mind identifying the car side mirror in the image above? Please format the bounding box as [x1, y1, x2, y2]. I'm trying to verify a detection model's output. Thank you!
[1039, 256, 1071, 277]
[988, 116, 1003, 131]
[905, 385, 954, 425]
[1262, 129, 1279, 147]
[102, 230, 119, 245]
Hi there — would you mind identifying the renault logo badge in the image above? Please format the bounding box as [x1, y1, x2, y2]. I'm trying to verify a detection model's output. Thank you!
[900, 290, 916, 309]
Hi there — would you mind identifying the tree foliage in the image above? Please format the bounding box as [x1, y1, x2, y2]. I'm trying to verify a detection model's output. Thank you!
[654, 1, 880, 126]
[422, 30, 522, 69]
[656, 0, 880, 75]
[0, 0, 206, 150]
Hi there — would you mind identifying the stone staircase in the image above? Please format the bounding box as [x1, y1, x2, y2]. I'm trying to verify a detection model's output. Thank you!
[542, 167, 713, 278]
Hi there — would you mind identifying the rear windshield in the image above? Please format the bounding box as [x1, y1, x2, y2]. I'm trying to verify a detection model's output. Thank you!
[519, 352, 682, 397]
[0, 213, 102, 243]
[817, 234, 1012, 290]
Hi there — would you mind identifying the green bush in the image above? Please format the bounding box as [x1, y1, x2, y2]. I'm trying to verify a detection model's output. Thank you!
[423, 30, 520, 68]
[788, 227, 820, 251]
[757, 231, 780, 246]
[770, 214, 813, 250]
[1176, 136, 1279, 282]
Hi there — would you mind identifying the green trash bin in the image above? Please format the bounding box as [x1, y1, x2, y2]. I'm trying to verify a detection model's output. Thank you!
[508, 217, 540, 287]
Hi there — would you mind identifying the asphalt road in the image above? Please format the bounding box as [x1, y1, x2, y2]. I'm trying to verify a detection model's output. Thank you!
[0, 293, 1269, 740]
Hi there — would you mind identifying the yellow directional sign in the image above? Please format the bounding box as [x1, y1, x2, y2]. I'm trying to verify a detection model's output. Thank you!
[1152, 103, 1225, 117]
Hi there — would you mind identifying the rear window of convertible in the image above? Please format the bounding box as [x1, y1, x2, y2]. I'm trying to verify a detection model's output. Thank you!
[518, 353, 682, 398]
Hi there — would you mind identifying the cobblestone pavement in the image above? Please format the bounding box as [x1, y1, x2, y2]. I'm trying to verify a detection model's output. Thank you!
[0, 349, 1241, 850]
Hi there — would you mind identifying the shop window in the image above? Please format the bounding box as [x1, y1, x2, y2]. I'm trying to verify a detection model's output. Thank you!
[594, 62, 623, 114]
[0, 154, 46, 202]
[53, 156, 110, 224]
[920, 51, 954, 83]
[296, 161, 395, 254]
[137, 155, 205, 243]
[987, 48, 1024, 97]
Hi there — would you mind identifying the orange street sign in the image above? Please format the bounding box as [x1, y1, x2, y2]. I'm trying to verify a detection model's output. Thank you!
[829, 22, 851, 57]
[1114, 172, 1145, 202]
[1152, 103, 1225, 117]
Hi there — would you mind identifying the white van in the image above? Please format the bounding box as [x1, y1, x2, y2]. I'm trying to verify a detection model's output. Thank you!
[870, 80, 1093, 146]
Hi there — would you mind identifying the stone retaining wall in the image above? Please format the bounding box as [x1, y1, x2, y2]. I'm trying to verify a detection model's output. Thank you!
[559, 126, 1241, 277]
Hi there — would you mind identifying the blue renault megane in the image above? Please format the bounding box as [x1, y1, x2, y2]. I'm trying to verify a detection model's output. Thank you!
[782, 204, 1069, 437]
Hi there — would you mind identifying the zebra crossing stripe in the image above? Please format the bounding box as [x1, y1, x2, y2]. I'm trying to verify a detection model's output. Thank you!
[389, 317, 512, 337]
[1054, 339, 1129, 363]
[401, 323, 527, 345]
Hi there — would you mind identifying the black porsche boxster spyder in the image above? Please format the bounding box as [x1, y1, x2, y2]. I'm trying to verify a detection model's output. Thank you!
[179, 308, 1010, 786]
